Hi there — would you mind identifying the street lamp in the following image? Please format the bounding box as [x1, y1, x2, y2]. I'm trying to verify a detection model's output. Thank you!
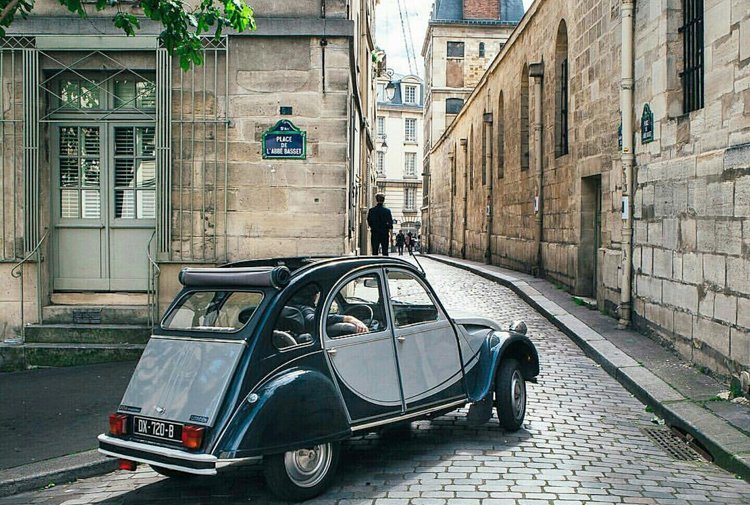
[383, 68, 397, 101]
[381, 134, 388, 153]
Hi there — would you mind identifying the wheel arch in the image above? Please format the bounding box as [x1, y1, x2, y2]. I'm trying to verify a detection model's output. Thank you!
[213, 368, 351, 458]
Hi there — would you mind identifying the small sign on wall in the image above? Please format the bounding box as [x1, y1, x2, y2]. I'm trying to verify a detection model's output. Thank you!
[262, 120, 307, 159]
[641, 103, 654, 144]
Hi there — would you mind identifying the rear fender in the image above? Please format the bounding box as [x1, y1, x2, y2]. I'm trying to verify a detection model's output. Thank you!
[214, 368, 351, 458]
[467, 331, 539, 402]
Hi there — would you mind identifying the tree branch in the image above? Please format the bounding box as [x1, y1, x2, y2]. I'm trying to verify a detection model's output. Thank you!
[0, 0, 21, 24]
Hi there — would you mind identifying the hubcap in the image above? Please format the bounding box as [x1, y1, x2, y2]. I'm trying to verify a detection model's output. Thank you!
[283, 443, 333, 488]
[510, 369, 526, 421]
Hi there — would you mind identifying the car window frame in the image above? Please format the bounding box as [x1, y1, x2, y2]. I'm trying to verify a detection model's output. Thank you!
[270, 282, 322, 353]
[321, 267, 391, 341]
[160, 288, 266, 335]
[383, 268, 446, 330]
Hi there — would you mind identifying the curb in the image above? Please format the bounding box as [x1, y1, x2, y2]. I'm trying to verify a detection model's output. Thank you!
[0, 450, 117, 498]
[425, 254, 750, 481]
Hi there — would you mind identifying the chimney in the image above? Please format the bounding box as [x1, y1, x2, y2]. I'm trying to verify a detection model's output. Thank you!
[463, 0, 500, 20]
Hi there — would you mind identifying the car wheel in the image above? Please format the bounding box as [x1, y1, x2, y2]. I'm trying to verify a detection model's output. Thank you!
[494, 358, 526, 432]
[150, 465, 190, 478]
[264, 442, 340, 501]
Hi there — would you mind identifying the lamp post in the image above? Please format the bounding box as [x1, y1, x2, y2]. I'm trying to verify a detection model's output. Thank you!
[383, 68, 397, 102]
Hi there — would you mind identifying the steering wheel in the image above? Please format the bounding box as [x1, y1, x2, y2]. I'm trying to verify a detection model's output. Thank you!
[343, 304, 374, 326]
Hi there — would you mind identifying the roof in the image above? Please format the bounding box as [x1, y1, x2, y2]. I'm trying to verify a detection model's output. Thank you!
[376, 77, 424, 107]
[431, 0, 524, 23]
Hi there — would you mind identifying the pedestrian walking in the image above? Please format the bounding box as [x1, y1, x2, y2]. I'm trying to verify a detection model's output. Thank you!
[366, 193, 393, 256]
[395, 230, 405, 256]
[405, 231, 414, 254]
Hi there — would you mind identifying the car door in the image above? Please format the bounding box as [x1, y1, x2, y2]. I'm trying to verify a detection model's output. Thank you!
[385, 268, 466, 410]
[322, 269, 404, 425]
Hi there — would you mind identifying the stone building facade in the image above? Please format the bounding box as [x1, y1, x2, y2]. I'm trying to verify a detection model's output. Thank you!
[420, 0, 522, 252]
[0, 0, 377, 366]
[426, 0, 750, 382]
[375, 74, 424, 240]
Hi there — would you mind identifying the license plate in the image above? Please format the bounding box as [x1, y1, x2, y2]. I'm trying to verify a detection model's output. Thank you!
[133, 416, 183, 442]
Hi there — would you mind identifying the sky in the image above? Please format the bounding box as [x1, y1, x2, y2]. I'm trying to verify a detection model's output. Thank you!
[375, 0, 533, 78]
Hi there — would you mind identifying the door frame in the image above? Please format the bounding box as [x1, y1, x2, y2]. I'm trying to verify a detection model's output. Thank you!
[50, 120, 156, 291]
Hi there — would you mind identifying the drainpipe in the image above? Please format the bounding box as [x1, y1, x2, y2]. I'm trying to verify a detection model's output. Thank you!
[484, 111, 494, 265]
[460, 137, 469, 259]
[619, 0, 635, 328]
[449, 149, 456, 256]
[529, 62, 544, 275]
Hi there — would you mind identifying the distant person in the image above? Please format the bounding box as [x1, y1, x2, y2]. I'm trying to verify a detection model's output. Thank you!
[405, 231, 414, 254]
[395, 230, 405, 256]
[367, 193, 393, 256]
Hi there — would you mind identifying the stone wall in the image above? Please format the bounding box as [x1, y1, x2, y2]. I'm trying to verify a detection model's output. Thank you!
[427, 0, 750, 379]
[631, 1, 750, 375]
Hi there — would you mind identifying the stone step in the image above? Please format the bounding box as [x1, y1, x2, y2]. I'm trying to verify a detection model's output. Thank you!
[42, 305, 150, 325]
[0, 343, 144, 370]
[24, 324, 152, 345]
[50, 293, 148, 305]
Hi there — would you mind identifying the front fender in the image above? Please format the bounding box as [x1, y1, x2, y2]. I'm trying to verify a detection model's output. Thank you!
[214, 368, 351, 458]
[467, 331, 539, 402]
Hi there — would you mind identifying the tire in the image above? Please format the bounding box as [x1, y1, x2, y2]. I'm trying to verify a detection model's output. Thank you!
[150, 465, 191, 478]
[494, 358, 526, 432]
[264, 442, 340, 501]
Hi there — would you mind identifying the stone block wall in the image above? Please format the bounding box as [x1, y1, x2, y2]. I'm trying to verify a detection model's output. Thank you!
[632, 0, 750, 375]
[428, 0, 750, 378]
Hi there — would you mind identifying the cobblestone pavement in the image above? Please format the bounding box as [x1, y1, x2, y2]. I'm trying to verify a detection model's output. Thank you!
[3, 259, 749, 505]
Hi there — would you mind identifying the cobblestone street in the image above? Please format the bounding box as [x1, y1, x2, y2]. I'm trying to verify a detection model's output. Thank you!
[3, 258, 749, 505]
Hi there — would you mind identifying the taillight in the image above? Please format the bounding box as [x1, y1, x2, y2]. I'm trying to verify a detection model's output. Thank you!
[181, 425, 205, 449]
[109, 413, 128, 436]
[118, 459, 137, 471]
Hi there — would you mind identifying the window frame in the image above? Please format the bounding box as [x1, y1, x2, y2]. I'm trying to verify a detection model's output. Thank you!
[161, 289, 265, 335]
[446, 41, 465, 58]
[446, 98, 464, 115]
[404, 118, 417, 143]
[404, 152, 417, 178]
[404, 85, 417, 104]
[323, 269, 390, 340]
[384, 268, 444, 329]
[679, 0, 704, 113]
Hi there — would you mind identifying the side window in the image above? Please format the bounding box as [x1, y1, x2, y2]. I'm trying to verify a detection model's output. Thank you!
[271, 284, 320, 350]
[326, 273, 387, 338]
[387, 271, 440, 328]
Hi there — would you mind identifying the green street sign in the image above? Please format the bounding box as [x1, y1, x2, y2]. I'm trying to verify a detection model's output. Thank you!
[262, 120, 307, 160]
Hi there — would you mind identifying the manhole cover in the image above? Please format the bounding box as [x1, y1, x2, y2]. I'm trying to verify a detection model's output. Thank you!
[641, 427, 709, 462]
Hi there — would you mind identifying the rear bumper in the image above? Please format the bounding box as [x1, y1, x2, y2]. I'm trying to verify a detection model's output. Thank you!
[98, 433, 218, 475]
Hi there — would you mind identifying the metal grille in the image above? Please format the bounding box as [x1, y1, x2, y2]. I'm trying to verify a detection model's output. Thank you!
[171, 38, 229, 262]
[679, 0, 704, 112]
[0, 44, 24, 260]
[558, 58, 568, 156]
[641, 427, 707, 462]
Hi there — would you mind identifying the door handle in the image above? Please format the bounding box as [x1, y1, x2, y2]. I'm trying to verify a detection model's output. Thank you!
[397, 336, 406, 343]
[326, 348, 337, 356]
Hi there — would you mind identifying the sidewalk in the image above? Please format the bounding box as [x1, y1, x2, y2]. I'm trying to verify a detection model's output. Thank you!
[425, 253, 750, 481]
[0, 361, 135, 497]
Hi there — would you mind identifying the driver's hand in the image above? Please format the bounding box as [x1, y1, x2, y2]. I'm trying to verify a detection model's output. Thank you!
[344, 315, 368, 333]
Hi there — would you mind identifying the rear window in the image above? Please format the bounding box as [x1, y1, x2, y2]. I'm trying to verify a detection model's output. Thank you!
[162, 290, 264, 333]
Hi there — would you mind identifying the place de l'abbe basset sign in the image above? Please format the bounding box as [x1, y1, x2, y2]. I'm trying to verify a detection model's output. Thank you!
[262, 120, 307, 160]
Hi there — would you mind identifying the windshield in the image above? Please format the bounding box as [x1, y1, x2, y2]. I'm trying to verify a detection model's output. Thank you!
[162, 290, 264, 333]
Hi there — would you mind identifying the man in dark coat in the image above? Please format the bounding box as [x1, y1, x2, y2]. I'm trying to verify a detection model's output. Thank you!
[366, 193, 393, 256]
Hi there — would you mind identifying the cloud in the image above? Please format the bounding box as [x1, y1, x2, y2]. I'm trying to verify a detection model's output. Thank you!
[375, 0, 533, 78]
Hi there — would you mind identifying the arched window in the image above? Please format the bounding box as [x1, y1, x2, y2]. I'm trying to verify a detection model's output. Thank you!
[555, 20, 569, 157]
[520, 64, 529, 170]
[479, 42, 486, 57]
[497, 91, 505, 178]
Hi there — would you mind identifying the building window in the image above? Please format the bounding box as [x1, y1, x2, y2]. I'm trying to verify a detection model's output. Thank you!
[520, 64, 530, 171]
[680, 0, 704, 112]
[404, 187, 416, 210]
[404, 85, 417, 104]
[377, 116, 385, 137]
[377, 151, 385, 176]
[377, 83, 385, 102]
[447, 41, 465, 58]
[479, 42, 485, 57]
[404, 118, 417, 142]
[404, 152, 417, 178]
[555, 20, 569, 158]
[446, 98, 464, 114]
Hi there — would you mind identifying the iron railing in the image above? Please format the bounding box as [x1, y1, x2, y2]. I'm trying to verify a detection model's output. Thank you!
[10, 229, 49, 341]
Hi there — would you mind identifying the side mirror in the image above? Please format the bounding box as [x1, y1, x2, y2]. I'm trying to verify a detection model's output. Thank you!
[509, 320, 527, 335]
